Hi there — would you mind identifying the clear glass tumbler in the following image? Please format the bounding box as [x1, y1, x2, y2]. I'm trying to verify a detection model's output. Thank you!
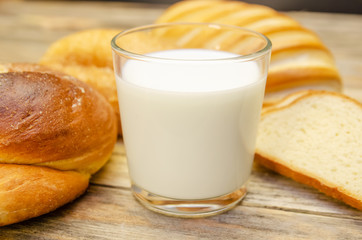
[111, 23, 271, 217]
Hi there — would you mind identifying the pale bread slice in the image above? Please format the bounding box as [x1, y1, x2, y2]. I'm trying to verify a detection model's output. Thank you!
[255, 90, 362, 210]
[262, 90, 312, 112]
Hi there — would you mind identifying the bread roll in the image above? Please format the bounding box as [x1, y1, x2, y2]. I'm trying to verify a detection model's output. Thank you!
[39, 29, 122, 134]
[0, 66, 118, 226]
[156, 0, 342, 105]
[255, 90, 362, 210]
[0, 62, 63, 74]
[0, 164, 89, 226]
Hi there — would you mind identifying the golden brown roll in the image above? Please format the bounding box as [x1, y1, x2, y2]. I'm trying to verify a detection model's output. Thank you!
[0, 66, 118, 226]
[39, 29, 122, 134]
[156, 0, 342, 105]
[0, 164, 89, 226]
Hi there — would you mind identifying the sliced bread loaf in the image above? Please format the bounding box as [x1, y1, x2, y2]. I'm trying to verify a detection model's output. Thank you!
[255, 90, 362, 210]
[156, 1, 342, 105]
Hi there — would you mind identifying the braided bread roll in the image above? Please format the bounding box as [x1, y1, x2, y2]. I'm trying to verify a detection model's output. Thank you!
[156, 0, 342, 105]
[0, 63, 118, 226]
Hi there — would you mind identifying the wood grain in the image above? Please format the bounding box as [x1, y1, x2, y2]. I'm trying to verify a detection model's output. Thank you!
[3, 141, 361, 239]
[92, 143, 362, 219]
[1, 178, 361, 240]
[0, 0, 361, 239]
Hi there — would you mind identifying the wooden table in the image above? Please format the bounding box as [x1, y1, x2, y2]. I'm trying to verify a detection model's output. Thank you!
[0, 1, 361, 239]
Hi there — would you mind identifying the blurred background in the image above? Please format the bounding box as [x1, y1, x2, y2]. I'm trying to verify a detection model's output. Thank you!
[113, 0, 362, 14]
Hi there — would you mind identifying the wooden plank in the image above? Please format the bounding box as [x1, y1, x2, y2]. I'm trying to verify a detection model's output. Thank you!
[0, 184, 360, 239]
[91, 142, 362, 219]
[247, 165, 362, 219]
[0, 0, 165, 29]
[91, 142, 131, 189]
[0, 0, 165, 63]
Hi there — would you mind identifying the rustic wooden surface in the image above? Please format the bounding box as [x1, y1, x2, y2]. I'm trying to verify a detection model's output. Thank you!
[0, 0, 361, 239]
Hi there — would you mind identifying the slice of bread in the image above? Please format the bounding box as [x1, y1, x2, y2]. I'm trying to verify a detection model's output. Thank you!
[255, 90, 362, 210]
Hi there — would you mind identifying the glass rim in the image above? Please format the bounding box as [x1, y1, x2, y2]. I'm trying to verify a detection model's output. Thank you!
[111, 22, 272, 62]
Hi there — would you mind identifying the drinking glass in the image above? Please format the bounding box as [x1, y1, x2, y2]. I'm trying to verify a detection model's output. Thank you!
[111, 23, 271, 217]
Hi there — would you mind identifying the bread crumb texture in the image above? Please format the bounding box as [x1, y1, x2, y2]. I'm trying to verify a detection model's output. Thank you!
[256, 91, 362, 210]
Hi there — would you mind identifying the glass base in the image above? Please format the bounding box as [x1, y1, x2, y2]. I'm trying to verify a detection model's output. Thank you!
[131, 184, 247, 218]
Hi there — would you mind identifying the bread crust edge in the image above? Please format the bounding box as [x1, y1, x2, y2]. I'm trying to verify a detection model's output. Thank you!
[257, 90, 362, 210]
[254, 152, 362, 211]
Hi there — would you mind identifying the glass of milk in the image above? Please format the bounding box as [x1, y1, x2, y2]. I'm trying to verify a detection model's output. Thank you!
[111, 23, 271, 217]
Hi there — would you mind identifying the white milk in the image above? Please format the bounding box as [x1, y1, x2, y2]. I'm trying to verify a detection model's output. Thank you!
[117, 49, 266, 199]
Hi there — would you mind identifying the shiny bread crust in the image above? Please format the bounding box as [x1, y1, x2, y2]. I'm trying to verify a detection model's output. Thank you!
[0, 67, 118, 226]
[39, 29, 122, 135]
[0, 71, 117, 174]
[0, 164, 89, 226]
